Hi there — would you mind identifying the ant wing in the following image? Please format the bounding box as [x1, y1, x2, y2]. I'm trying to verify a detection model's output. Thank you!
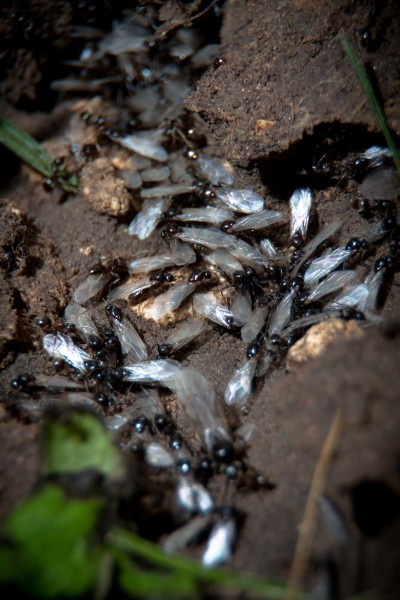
[165, 319, 206, 352]
[306, 270, 357, 302]
[176, 207, 234, 224]
[122, 359, 180, 385]
[268, 290, 295, 336]
[241, 304, 269, 343]
[64, 303, 99, 340]
[304, 247, 351, 287]
[225, 357, 257, 407]
[117, 129, 168, 162]
[193, 292, 235, 328]
[128, 198, 170, 240]
[232, 210, 283, 232]
[176, 226, 234, 250]
[290, 188, 312, 238]
[110, 315, 148, 361]
[72, 272, 110, 304]
[202, 518, 236, 567]
[108, 277, 154, 301]
[195, 155, 235, 186]
[147, 281, 195, 321]
[214, 188, 264, 213]
[43, 333, 91, 372]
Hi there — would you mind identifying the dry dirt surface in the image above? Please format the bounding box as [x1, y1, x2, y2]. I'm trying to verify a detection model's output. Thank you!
[0, 1, 400, 598]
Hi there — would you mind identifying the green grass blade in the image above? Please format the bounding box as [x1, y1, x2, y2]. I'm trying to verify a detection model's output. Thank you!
[110, 527, 309, 600]
[0, 115, 78, 192]
[340, 34, 400, 173]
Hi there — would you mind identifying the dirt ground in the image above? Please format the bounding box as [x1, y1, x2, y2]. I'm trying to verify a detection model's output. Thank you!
[1, 1, 400, 598]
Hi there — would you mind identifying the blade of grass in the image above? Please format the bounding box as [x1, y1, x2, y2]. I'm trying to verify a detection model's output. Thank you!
[0, 115, 78, 192]
[340, 34, 400, 173]
[110, 527, 310, 600]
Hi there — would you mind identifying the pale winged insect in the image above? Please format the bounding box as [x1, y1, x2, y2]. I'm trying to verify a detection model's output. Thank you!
[168, 368, 232, 455]
[289, 187, 312, 239]
[241, 304, 269, 343]
[225, 357, 258, 407]
[202, 517, 237, 567]
[214, 188, 265, 213]
[121, 359, 181, 386]
[306, 270, 358, 303]
[72, 271, 111, 304]
[268, 290, 295, 336]
[231, 209, 283, 232]
[42, 333, 92, 372]
[175, 207, 234, 224]
[158, 319, 206, 357]
[147, 278, 202, 321]
[176, 476, 214, 515]
[64, 303, 99, 341]
[303, 247, 352, 287]
[193, 292, 236, 328]
[109, 312, 148, 362]
[129, 198, 170, 239]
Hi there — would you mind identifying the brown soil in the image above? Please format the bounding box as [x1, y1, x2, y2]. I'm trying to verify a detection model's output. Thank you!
[1, 1, 400, 598]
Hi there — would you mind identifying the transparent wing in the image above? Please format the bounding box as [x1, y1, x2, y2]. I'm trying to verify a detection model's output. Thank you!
[140, 183, 195, 198]
[117, 129, 168, 162]
[42, 333, 91, 371]
[176, 207, 234, 224]
[64, 303, 99, 339]
[202, 519, 236, 567]
[108, 277, 154, 301]
[147, 282, 195, 321]
[176, 226, 234, 250]
[232, 210, 283, 232]
[224, 358, 257, 406]
[193, 292, 235, 328]
[306, 270, 357, 302]
[214, 188, 264, 213]
[241, 304, 269, 342]
[165, 318, 206, 352]
[123, 359, 180, 384]
[195, 155, 235, 186]
[304, 247, 351, 287]
[290, 187, 312, 238]
[111, 315, 148, 361]
[204, 249, 243, 275]
[72, 273, 110, 304]
[128, 198, 169, 240]
[268, 290, 295, 336]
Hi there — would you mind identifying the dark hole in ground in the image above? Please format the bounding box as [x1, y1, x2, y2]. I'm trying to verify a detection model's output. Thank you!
[350, 479, 400, 537]
[252, 123, 393, 199]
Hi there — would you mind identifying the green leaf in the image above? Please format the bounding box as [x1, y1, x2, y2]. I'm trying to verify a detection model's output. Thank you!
[0, 485, 104, 597]
[42, 411, 128, 483]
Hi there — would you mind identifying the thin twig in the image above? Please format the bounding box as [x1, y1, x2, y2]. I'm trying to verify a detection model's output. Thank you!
[285, 405, 343, 600]
[149, 0, 220, 42]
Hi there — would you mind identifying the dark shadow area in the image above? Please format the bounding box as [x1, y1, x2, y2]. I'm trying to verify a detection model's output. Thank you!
[251, 122, 397, 200]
